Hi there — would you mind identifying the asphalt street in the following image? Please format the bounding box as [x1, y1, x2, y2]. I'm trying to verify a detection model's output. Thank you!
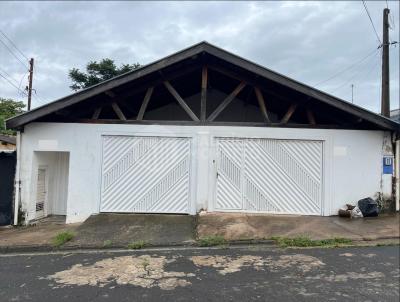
[0, 245, 398, 301]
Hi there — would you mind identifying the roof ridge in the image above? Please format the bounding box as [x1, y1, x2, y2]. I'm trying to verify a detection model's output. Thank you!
[6, 42, 399, 131]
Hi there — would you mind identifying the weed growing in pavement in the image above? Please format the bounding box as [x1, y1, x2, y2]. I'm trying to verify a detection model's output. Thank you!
[127, 240, 147, 250]
[53, 231, 75, 247]
[197, 235, 227, 247]
[270, 236, 352, 248]
[141, 258, 150, 270]
[103, 240, 112, 248]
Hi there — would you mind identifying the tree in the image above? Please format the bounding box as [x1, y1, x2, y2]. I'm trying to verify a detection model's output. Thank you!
[0, 98, 25, 135]
[69, 58, 140, 91]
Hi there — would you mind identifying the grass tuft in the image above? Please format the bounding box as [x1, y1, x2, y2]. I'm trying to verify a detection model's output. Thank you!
[376, 242, 400, 247]
[127, 240, 147, 250]
[198, 235, 227, 247]
[52, 231, 75, 247]
[271, 236, 352, 248]
[103, 240, 112, 248]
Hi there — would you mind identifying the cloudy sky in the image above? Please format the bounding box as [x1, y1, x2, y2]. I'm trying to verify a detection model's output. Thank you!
[0, 1, 399, 113]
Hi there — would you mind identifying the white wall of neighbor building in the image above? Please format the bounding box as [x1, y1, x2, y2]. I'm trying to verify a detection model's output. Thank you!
[18, 122, 392, 223]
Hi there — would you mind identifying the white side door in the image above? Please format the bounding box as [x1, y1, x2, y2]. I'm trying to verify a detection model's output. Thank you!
[35, 168, 47, 219]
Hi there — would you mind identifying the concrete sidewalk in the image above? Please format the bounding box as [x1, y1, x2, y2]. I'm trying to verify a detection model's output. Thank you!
[0, 214, 196, 252]
[67, 213, 196, 248]
[0, 216, 80, 252]
[0, 213, 398, 252]
[197, 212, 400, 241]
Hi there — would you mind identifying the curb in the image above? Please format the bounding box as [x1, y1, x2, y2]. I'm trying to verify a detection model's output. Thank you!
[0, 241, 197, 254]
[0, 237, 398, 254]
[0, 240, 276, 254]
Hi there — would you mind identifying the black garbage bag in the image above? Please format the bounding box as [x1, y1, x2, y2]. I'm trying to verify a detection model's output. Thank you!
[358, 198, 379, 217]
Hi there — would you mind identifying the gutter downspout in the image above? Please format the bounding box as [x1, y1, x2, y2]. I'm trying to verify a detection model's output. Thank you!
[396, 138, 399, 212]
[13, 131, 21, 225]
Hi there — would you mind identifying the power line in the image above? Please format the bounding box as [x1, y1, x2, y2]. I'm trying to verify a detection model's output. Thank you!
[331, 49, 380, 94]
[0, 37, 29, 70]
[314, 48, 379, 86]
[0, 71, 27, 96]
[0, 29, 48, 106]
[0, 66, 19, 86]
[0, 29, 29, 61]
[361, 0, 382, 44]
[33, 92, 48, 105]
[18, 71, 28, 92]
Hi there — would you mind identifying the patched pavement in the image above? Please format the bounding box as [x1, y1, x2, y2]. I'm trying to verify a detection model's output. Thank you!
[0, 246, 398, 301]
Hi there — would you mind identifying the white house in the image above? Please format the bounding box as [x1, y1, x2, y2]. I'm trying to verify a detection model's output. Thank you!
[6, 42, 400, 224]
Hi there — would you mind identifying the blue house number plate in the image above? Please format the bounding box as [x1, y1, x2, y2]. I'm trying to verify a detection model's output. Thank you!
[383, 156, 393, 174]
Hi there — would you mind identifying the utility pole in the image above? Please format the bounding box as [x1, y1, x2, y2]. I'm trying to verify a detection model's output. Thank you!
[27, 58, 34, 111]
[381, 8, 390, 117]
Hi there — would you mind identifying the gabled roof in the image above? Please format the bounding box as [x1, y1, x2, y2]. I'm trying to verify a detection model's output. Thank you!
[6, 41, 399, 131]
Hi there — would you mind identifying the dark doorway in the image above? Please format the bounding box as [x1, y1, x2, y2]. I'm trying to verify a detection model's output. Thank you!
[0, 152, 16, 225]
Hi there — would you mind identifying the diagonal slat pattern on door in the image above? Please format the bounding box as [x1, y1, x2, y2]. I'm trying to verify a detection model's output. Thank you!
[255, 139, 322, 207]
[215, 138, 323, 215]
[215, 139, 243, 210]
[102, 136, 160, 190]
[101, 136, 191, 213]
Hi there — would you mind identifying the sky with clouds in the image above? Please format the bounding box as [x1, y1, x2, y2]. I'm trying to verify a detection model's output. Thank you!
[0, 1, 399, 113]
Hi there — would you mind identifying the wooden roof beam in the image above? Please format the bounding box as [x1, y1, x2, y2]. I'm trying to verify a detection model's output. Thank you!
[306, 109, 316, 125]
[200, 66, 208, 122]
[254, 87, 270, 123]
[164, 81, 200, 121]
[137, 87, 154, 121]
[208, 64, 297, 111]
[280, 104, 297, 124]
[92, 107, 102, 119]
[111, 102, 126, 120]
[207, 81, 246, 122]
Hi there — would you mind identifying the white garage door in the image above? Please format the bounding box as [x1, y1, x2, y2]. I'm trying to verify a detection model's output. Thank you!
[215, 138, 323, 215]
[100, 136, 191, 213]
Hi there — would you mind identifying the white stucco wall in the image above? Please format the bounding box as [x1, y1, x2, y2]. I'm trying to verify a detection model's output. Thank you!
[18, 122, 392, 223]
[27, 151, 69, 218]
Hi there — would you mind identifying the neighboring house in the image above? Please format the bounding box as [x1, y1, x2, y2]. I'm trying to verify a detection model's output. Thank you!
[6, 42, 400, 224]
[0, 135, 16, 226]
[391, 109, 400, 122]
[0, 135, 16, 151]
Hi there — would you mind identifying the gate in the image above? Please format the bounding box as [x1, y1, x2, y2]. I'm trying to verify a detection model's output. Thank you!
[215, 138, 323, 215]
[100, 136, 192, 214]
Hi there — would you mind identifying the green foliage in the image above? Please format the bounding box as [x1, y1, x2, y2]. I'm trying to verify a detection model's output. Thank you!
[103, 240, 112, 248]
[69, 58, 140, 91]
[52, 231, 75, 247]
[127, 240, 147, 250]
[0, 98, 25, 135]
[197, 235, 227, 247]
[376, 242, 400, 247]
[271, 236, 352, 248]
